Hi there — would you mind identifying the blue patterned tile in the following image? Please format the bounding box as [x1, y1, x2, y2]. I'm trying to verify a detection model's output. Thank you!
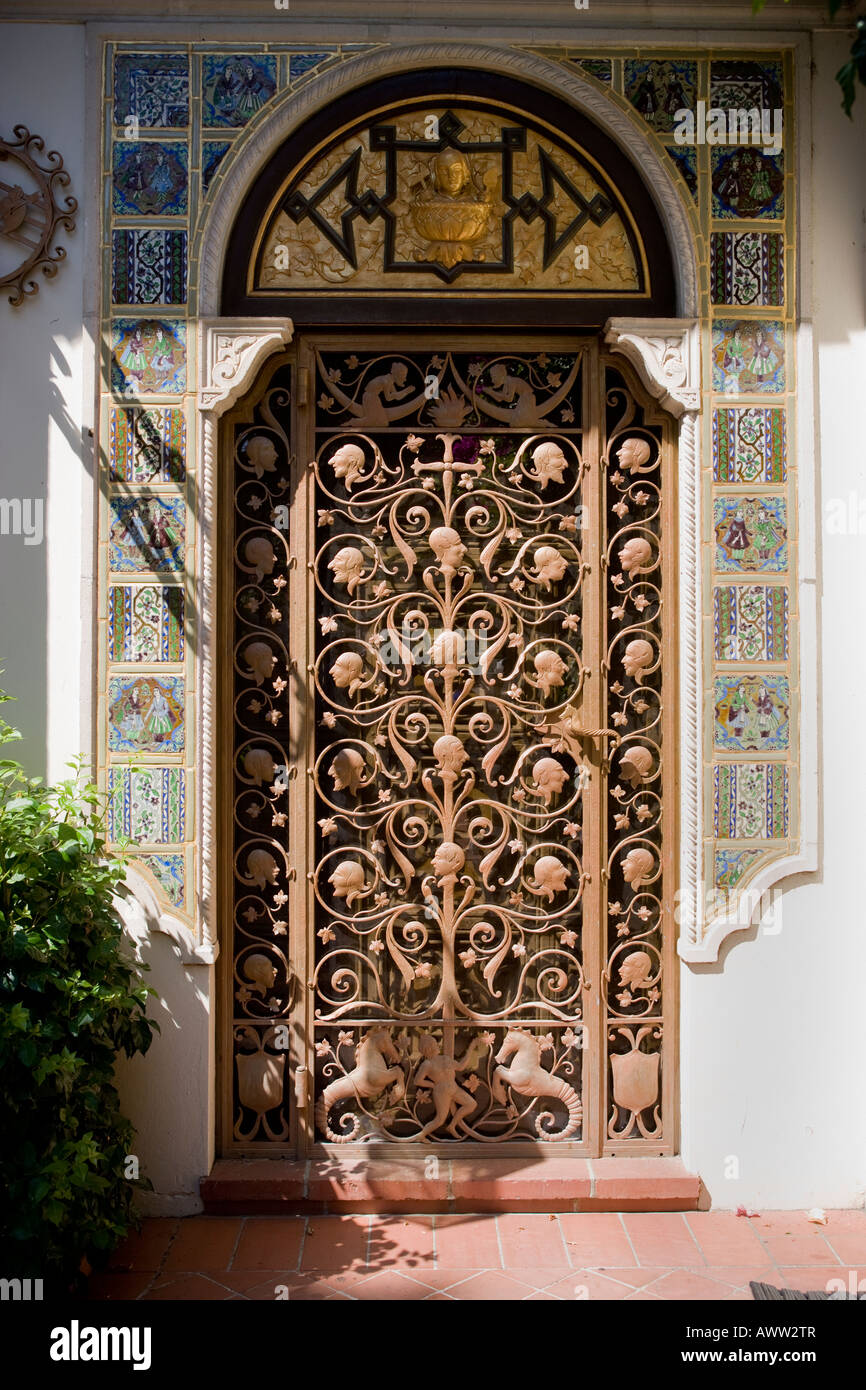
[108, 766, 186, 844]
[109, 407, 186, 484]
[139, 852, 185, 907]
[665, 145, 697, 200]
[713, 584, 788, 662]
[112, 319, 186, 396]
[625, 59, 697, 132]
[711, 320, 786, 395]
[710, 59, 783, 115]
[109, 497, 185, 573]
[713, 763, 788, 839]
[112, 142, 188, 216]
[713, 674, 790, 752]
[112, 230, 187, 305]
[712, 407, 786, 484]
[711, 147, 784, 219]
[109, 675, 185, 753]
[714, 495, 787, 573]
[202, 140, 231, 193]
[289, 51, 335, 82]
[109, 584, 184, 663]
[114, 53, 189, 128]
[714, 846, 765, 892]
[202, 55, 276, 127]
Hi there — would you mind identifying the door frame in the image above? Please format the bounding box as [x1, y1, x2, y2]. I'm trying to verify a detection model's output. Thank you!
[214, 325, 683, 1158]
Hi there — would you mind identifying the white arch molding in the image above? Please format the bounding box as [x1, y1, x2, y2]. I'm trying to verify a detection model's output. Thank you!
[180, 45, 797, 972]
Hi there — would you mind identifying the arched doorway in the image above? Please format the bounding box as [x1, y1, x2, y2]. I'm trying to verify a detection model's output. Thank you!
[210, 67, 684, 1157]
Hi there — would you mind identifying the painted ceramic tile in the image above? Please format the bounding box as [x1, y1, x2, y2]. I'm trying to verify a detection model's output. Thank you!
[713, 762, 788, 839]
[202, 140, 231, 193]
[112, 230, 187, 306]
[624, 59, 697, 132]
[109, 497, 185, 573]
[713, 407, 786, 484]
[202, 55, 276, 127]
[289, 52, 335, 82]
[114, 53, 189, 128]
[713, 584, 788, 662]
[109, 584, 184, 663]
[108, 767, 186, 844]
[712, 320, 785, 395]
[139, 853, 185, 907]
[572, 59, 612, 85]
[112, 142, 188, 216]
[665, 145, 697, 200]
[714, 846, 765, 892]
[711, 147, 783, 219]
[109, 407, 186, 484]
[109, 675, 185, 753]
[714, 495, 787, 573]
[711, 232, 784, 307]
[112, 319, 186, 396]
[710, 60, 783, 115]
[713, 674, 790, 752]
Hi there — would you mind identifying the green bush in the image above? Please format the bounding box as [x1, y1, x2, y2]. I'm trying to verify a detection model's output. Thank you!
[0, 690, 157, 1290]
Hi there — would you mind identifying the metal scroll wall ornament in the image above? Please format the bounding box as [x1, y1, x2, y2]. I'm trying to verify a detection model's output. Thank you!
[0, 127, 77, 306]
[228, 345, 669, 1151]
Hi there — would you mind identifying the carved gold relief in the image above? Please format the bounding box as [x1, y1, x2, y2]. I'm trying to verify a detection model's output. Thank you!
[256, 108, 641, 293]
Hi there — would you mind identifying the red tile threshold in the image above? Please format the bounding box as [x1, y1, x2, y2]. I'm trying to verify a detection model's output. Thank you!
[201, 1157, 701, 1215]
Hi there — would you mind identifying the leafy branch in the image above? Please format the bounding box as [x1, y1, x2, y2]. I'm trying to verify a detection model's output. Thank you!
[752, 0, 866, 115]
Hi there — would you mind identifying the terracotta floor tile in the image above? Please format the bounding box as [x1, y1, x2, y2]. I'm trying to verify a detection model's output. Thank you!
[625, 1289, 662, 1300]
[496, 1213, 570, 1269]
[347, 1271, 437, 1300]
[108, 1218, 178, 1272]
[685, 1212, 768, 1265]
[585, 1266, 669, 1289]
[162, 1218, 241, 1272]
[756, 1234, 840, 1267]
[700, 1264, 778, 1292]
[300, 1216, 370, 1271]
[545, 1270, 636, 1301]
[507, 1266, 580, 1290]
[398, 1267, 480, 1290]
[231, 1218, 305, 1271]
[779, 1266, 862, 1294]
[87, 1271, 154, 1301]
[651, 1269, 738, 1301]
[623, 1213, 704, 1266]
[825, 1222, 866, 1265]
[245, 1274, 346, 1301]
[425, 1292, 457, 1300]
[559, 1212, 636, 1268]
[448, 1270, 540, 1300]
[142, 1273, 236, 1301]
[433, 1214, 503, 1267]
[367, 1216, 435, 1270]
[524, 1290, 561, 1300]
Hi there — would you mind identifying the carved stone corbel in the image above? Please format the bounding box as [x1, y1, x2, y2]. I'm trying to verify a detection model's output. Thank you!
[604, 317, 700, 418]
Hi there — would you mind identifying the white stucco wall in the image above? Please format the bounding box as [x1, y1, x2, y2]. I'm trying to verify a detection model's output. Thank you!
[3, 17, 864, 1212]
[0, 24, 92, 783]
[679, 32, 866, 1209]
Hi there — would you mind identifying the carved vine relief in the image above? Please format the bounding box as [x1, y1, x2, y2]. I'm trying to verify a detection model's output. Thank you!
[257, 108, 641, 293]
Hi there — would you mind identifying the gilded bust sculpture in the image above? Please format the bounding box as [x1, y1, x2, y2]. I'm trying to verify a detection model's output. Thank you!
[410, 148, 494, 269]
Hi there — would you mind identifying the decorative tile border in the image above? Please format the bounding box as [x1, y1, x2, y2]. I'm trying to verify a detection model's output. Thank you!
[96, 40, 801, 959]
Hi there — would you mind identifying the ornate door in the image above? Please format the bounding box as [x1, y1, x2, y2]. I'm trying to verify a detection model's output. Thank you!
[224, 335, 676, 1154]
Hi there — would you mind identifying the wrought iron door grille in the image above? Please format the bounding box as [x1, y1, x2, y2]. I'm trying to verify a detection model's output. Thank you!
[224, 339, 674, 1155]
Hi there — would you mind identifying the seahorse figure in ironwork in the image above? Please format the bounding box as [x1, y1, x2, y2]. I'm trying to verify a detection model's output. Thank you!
[315, 1027, 405, 1142]
[491, 1028, 582, 1140]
